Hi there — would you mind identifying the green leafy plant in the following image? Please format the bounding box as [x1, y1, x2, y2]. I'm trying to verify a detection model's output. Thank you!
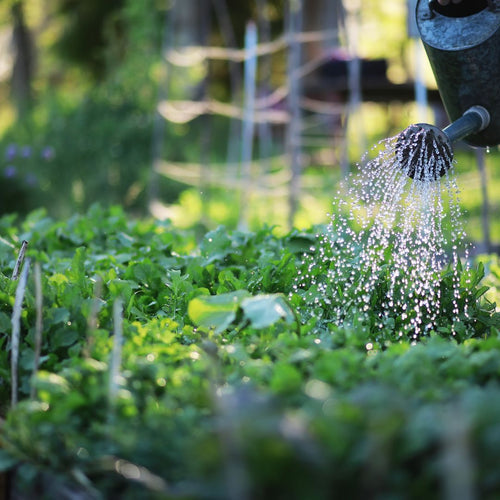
[0, 205, 499, 498]
[188, 290, 298, 334]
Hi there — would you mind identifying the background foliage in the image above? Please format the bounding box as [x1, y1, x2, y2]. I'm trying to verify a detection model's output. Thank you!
[0, 0, 497, 243]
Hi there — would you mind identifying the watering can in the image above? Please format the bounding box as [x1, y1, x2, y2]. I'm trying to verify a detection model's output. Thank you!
[398, 0, 500, 179]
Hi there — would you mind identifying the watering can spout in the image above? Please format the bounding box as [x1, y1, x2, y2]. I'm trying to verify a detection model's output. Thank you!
[415, 0, 500, 148]
[442, 106, 491, 144]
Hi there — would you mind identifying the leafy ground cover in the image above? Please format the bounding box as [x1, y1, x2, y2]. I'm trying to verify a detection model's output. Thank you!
[0, 205, 499, 499]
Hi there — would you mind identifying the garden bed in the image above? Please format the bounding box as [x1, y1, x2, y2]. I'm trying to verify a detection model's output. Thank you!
[0, 205, 499, 499]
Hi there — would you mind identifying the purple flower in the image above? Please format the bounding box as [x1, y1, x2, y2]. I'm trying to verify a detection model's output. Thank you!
[5, 144, 17, 161]
[4, 165, 17, 178]
[41, 146, 55, 161]
[21, 146, 32, 158]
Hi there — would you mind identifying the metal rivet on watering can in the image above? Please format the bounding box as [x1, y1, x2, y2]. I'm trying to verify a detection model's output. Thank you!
[416, 0, 500, 147]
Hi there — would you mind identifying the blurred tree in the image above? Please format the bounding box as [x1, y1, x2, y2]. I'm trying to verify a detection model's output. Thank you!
[11, 0, 34, 115]
[53, 0, 125, 79]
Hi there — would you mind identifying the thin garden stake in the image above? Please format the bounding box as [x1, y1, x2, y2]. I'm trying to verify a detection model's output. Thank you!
[199, 0, 212, 228]
[286, 0, 303, 229]
[11, 257, 31, 407]
[256, 0, 274, 217]
[31, 262, 43, 399]
[342, 1, 365, 174]
[109, 298, 124, 406]
[212, 0, 242, 170]
[11, 240, 28, 280]
[238, 20, 258, 231]
[149, 6, 173, 209]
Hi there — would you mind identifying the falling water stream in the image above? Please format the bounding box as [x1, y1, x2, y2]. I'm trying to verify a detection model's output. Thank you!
[296, 125, 470, 339]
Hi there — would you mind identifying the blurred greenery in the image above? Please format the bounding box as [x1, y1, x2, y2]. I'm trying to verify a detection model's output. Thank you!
[0, 0, 498, 246]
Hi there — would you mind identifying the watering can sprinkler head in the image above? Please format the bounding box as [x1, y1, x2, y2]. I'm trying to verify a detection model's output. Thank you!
[396, 106, 491, 181]
[396, 123, 451, 181]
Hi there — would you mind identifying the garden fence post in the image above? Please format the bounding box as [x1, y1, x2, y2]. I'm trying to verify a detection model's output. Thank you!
[287, 0, 304, 229]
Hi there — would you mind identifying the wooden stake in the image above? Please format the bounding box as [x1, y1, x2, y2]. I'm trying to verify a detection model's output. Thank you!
[238, 21, 258, 231]
[11, 240, 28, 280]
[109, 299, 124, 406]
[287, 0, 304, 229]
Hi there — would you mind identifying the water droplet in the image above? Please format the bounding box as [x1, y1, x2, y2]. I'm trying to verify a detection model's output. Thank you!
[293, 125, 467, 338]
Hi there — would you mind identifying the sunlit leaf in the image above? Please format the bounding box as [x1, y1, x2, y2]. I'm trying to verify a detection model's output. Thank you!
[241, 294, 295, 329]
[188, 290, 250, 333]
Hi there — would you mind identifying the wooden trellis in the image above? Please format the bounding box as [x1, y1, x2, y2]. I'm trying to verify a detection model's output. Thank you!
[149, 0, 345, 229]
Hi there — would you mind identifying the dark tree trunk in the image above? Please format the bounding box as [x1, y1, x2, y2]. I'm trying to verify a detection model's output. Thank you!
[11, 1, 34, 116]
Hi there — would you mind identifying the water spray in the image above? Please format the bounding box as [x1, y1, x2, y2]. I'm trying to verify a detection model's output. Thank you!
[397, 0, 500, 181]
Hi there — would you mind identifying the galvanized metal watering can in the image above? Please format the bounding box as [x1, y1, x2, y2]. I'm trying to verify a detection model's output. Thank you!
[415, 0, 500, 148]
[397, 0, 500, 180]
[395, 0, 498, 176]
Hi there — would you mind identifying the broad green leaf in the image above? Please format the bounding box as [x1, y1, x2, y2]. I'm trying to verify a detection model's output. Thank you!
[287, 233, 317, 254]
[241, 294, 295, 329]
[199, 226, 232, 261]
[46, 307, 70, 326]
[51, 328, 80, 349]
[188, 290, 249, 333]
